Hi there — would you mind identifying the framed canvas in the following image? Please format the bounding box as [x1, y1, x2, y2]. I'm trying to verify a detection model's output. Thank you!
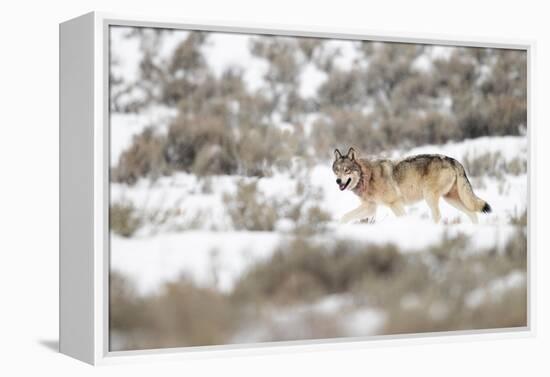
[59, 11, 534, 365]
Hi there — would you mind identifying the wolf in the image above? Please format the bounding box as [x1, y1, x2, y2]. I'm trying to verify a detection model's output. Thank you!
[332, 147, 491, 224]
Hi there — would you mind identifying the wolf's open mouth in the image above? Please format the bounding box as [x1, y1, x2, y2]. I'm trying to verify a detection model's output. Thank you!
[339, 178, 351, 191]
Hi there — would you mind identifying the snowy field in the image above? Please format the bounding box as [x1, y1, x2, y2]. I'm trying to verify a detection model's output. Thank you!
[111, 135, 527, 295]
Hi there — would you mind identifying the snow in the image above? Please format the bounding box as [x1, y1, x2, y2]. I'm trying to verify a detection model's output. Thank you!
[110, 26, 189, 86]
[201, 32, 269, 92]
[299, 63, 327, 98]
[402, 136, 528, 163]
[333, 221, 518, 254]
[325, 40, 361, 70]
[111, 231, 282, 295]
[412, 53, 432, 72]
[431, 45, 454, 60]
[344, 308, 386, 336]
[110, 26, 142, 83]
[111, 221, 518, 296]
[111, 135, 527, 294]
[412, 45, 455, 72]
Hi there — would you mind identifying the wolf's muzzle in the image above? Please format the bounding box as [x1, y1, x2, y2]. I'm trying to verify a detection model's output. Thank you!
[337, 177, 351, 191]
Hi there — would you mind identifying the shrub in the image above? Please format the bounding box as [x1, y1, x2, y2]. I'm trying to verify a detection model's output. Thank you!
[112, 128, 169, 184]
[110, 231, 527, 349]
[232, 238, 403, 305]
[113, 33, 527, 181]
[223, 178, 330, 233]
[311, 107, 387, 154]
[165, 114, 238, 176]
[317, 68, 366, 109]
[463, 151, 527, 179]
[223, 180, 278, 231]
[110, 201, 141, 237]
[509, 209, 528, 228]
[379, 231, 527, 334]
[110, 274, 240, 350]
[406, 111, 459, 146]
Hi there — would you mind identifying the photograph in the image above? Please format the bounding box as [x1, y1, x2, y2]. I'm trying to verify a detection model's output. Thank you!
[107, 25, 528, 351]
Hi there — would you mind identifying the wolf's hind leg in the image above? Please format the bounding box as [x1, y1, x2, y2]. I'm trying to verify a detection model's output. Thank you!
[389, 201, 406, 217]
[341, 203, 376, 223]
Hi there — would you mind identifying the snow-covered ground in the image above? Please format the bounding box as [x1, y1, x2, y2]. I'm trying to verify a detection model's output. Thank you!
[108, 29, 527, 347]
[111, 135, 527, 295]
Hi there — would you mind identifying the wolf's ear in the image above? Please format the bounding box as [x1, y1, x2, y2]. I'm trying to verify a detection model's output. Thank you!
[334, 148, 343, 160]
[347, 147, 356, 161]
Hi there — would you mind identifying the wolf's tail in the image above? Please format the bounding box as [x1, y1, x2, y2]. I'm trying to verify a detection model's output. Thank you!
[455, 163, 492, 213]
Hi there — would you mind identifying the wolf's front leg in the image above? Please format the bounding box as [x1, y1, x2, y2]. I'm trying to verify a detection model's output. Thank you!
[340, 203, 376, 223]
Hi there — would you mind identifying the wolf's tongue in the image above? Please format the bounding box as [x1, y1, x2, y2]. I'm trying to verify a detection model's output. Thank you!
[339, 178, 351, 191]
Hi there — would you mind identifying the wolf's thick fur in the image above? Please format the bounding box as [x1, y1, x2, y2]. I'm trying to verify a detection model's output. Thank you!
[332, 147, 491, 223]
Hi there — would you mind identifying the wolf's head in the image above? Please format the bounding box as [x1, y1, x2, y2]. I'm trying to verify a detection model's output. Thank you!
[332, 147, 361, 191]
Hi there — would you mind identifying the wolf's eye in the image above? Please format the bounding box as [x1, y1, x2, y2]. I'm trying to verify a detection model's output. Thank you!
[344, 168, 350, 174]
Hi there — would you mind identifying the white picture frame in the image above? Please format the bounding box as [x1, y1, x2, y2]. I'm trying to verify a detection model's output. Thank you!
[59, 11, 535, 365]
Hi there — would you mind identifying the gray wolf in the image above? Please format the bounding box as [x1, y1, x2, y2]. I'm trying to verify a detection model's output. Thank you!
[332, 147, 491, 223]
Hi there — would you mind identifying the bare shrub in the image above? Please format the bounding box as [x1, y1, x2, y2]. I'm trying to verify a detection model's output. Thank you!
[162, 31, 210, 105]
[114, 33, 527, 175]
[110, 231, 527, 350]
[110, 274, 240, 350]
[463, 151, 527, 179]
[109, 271, 147, 332]
[311, 107, 386, 154]
[317, 68, 366, 109]
[509, 209, 528, 228]
[434, 48, 527, 140]
[113, 128, 169, 184]
[232, 238, 403, 305]
[293, 205, 332, 235]
[382, 285, 526, 335]
[378, 232, 527, 334]
[236, 125, 301, 176]
[250, 36, 308, 122]
[165, 114, 238, 176]
[223, 180, 278, 231]
[141, 279, 238, 348]
[110, 201, 141, 237]
[406, 111, 459, 146]
[506, 156, 527, 176]
[223, 178, 330, 233]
